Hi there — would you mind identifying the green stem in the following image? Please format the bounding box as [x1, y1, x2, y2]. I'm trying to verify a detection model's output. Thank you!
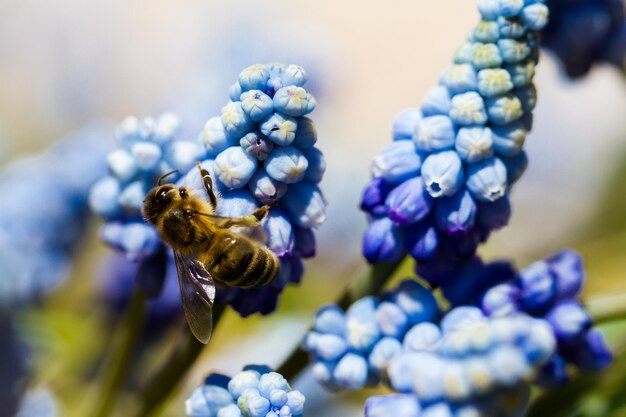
[131, 303, 227, 417]
[277, 258, 405, 380]
[91, 287, 147, 417]
[587, 291, 626, 324]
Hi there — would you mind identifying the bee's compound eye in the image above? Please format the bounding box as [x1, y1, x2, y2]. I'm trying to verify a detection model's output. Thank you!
[157, 188, 169, 201]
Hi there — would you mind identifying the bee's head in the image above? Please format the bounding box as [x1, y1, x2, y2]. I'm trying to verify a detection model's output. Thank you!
[142, 184, 177, 224]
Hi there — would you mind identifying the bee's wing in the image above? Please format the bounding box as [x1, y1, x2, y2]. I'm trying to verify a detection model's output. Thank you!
[173, 250, 216, 344]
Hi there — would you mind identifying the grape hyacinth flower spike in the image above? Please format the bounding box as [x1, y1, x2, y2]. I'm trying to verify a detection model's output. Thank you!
[362, 0, 547, 285]
[186, 366, 305, 417]
[192, 63, 326, 317]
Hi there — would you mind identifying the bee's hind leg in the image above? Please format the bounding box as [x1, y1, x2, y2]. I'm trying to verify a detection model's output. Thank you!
[207, 205, 271, 229]
[196, 162, 217, 210]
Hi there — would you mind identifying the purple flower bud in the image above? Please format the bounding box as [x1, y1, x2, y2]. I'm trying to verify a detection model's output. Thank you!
[435, 189, 477, 234]
[392, 108, 423, 140]
[240, 90, 274, 122]
[413, 116, 456, 152]
[363, 218, 404, 263]
[264, 146, 308, 184]
[214, 146, 257, 189]
[421, 151, 464, 198]
[293, 226, 315, 258]
[385, 178, 434, 225]
[466, 157, 507, 202]
[371, 141, 422, 183]
[546, 301, 592, 343]
[404, 221, 439, 261]
[248, 168, 287, 205]
[455, 127, 494, 162]
[281, 182, 326, 228]
[567, 329, 612, 371]
[547, 250, 584, 300]
[476, 195, 511, 230]
[421, 86, 452, 117]
[260, 113, 298, 146]
[481, 283, 521, 316]
[518, 260, 557, 313]
[361, 177, 393, 215]
[240, 132, 274, 161]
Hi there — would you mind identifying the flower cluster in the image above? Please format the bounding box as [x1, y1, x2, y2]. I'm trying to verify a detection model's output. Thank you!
[88, 113, 205, 262]
[186, 366, 305, 417]
[477, 250, 612, 383]
[0, 126, 110, 306]
[543, 0, 626, 78]
[361, 0, 548, 280]
[196, 63, 326, 316]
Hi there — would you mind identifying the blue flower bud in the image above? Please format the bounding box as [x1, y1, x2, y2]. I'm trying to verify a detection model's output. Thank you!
[546, 301, 592, 342]
[498, 16, 526, 40]
[264, 146, 309, 184]
[365, 395, 421, 417]
[89, 177, 121, 219]
[260, 113, 298, 146]
[385, 177, 434, 225]
[376, 301, 409, 338]
[361, 178, 392, 215]
[477, 69, 514, 98]
[392, 108, 422, 140]
[500, 151, 528, 185]
[491, 122, 526, 156]
[515, 85, 537, 112]
[131, 141, 162, 171]
[421, 151, 464, 198]
[228, 371, 261, 399]
[466, 157, 507, 202]
[476, 196, 511, 230]
[436, 189, 477, 234]
[286, 391, 305, 416]
[498, 39, 531, 64]
[538, 355, 568, 387]
[300, 146, 325, 183]
[291, 117, 317, 148]
[472, 43, 504, 69]
[345, 297, 380, 351]
[281, 182, 326, 228]
[499, 0, 524, 17]
[265, 209, 294, 257]
[441, 361, 472, 401]
[165, 141, 205, 173]
[239, 64, 270, 91]
[369, 337, 403, 373]
[270, 390, 288, 410]
[478, 0, 500, 20]
[229, 83, 243, 102]
[420, 403, 453, 417]
[333, 353, 369, 390]
[518, 260, 557, 313]
[485, 94, 524, 125]
[200, 117, 237, 157]
[273, 86, 316, 117]
[239, 390, 270, 417]
[119, 181, 148, 213]
[441, 306, 486, 334]
[313, 305, 346, 335]
[456, 127, 494, 162]
[523, 319, 556, 365]
[487, 346, 531, 385]
[387, 352, 424, 393]
[100, 222, 161, 261]
[248, 168, 287, 205]
[450, 92, 488, 126]
[371, 141, 422, 183]
[316, 334, 348, 361]
[521, 3, 549, 30]
[473, 20, 500, 43]
[439, 64, 477, 95]
[413, 116, 456, 152]
[569, 329, 612, 372]
[481, 283, 520, 316]
[239, 132, 274, 161]
[216, 190, 258, 217]
[185, 386, 234, 417]
[391, 280, 439, 325]
[214, 146, 257, 189]
[421, 87, 452, 117]
[153, 113, 182, 144]
[221, 102, 253, 137]
[266, 77, 283, 97]
[547, 250, 584, 300]
[116, 116, 149, 145]
[311, 361, 335, 389]
[363, 218, 404, 263]
[404, 322, 442, 352]
[240, 90, 274, 122]
[411, 353, 447, 400]
[454, 42, 476, 64]
[281, 64, 307, 86]
[107, 149, 138, 182]
[404, 221, 438, 261]
[258, 373, 290, 399]
[506, 61, 535, 87]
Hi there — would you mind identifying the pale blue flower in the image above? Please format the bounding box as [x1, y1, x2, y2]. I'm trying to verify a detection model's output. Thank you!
[449, 92, 488, 126]
[414, 116, 456, 152]
[455, 127, 494, 162]
[420, 151, 464, 198]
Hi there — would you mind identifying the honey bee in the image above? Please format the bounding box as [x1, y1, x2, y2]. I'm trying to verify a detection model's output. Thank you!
[142, 163, 280, 344]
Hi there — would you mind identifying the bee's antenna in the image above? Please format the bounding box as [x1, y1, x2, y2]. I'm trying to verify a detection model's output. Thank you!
[157, 170, 179, 186]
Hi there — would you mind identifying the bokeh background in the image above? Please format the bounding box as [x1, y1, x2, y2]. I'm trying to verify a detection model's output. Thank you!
[1, 1, 626, 416]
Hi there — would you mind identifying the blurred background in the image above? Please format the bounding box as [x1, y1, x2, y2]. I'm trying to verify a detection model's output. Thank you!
[1, 1, 626, 416]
